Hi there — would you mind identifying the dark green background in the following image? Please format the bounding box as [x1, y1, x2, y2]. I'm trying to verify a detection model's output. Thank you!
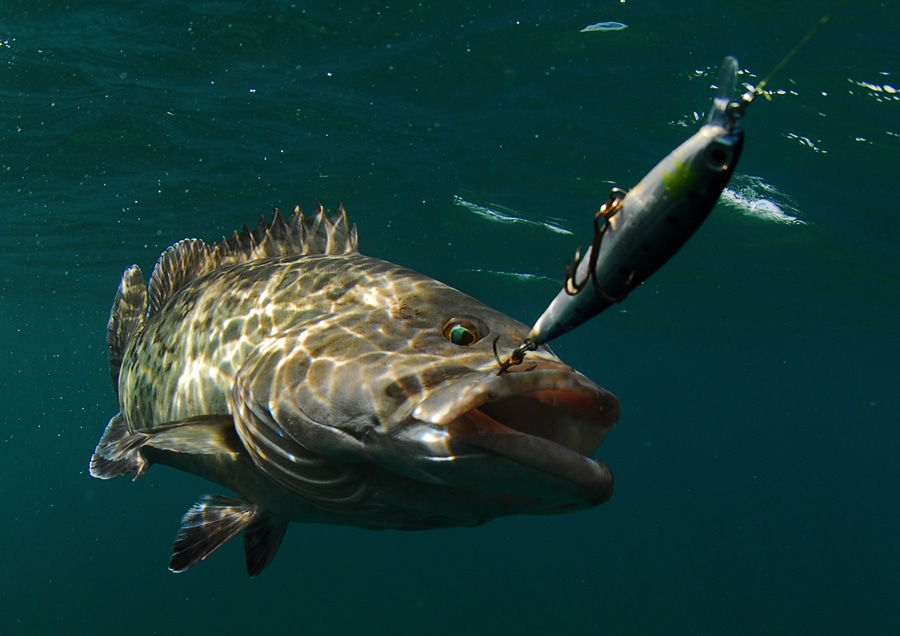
[2, 1, 897, 634]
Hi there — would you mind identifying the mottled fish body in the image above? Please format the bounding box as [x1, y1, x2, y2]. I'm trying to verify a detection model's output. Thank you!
[90, 206, 619, 575]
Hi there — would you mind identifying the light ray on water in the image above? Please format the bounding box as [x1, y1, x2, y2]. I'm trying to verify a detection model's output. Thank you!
[452, 196, 572, 235]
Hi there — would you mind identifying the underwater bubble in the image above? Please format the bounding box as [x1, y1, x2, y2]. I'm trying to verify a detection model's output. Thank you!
[581, 21, 628, 32]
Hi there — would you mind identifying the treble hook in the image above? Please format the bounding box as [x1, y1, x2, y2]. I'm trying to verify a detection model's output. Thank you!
[493, 337, 536, 375]
[494, 187, 630, 374]
[564, 187, 627, 297]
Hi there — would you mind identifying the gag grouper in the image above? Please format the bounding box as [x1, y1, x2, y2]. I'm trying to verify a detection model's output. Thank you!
[523, 57, 746, 349]
[89, 206, 620, 576]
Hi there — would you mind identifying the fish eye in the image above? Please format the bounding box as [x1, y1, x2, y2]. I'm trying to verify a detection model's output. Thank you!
[441, 318, 483, 346]
[705, 141, 733, 171]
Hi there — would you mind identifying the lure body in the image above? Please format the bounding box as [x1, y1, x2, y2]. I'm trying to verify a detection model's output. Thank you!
[527, 57, 744, 346]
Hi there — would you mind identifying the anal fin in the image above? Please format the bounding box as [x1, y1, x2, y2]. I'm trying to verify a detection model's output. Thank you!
[244, 515, 288, 577]
[169, 494, 258, 573]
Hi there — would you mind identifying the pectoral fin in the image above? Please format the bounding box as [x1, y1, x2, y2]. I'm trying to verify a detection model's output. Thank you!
[89, 413, 241, 481]
[89, 413, 149, 480]
[145, 414, 242, 455]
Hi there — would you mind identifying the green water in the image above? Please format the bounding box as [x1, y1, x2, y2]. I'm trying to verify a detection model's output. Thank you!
[2, 1, 898, 634]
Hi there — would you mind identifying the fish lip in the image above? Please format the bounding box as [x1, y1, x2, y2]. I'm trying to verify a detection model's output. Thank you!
[412, 361, 619, 505]
[449, 407, 617, 506]
[412, 361, 616, 428]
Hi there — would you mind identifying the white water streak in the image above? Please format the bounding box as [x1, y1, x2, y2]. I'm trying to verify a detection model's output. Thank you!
[452, 196, 572, 235]
[722, 175, 805, 225]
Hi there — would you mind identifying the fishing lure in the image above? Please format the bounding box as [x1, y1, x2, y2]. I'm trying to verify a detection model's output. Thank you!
[497, 4, 843, 373]
[530, 55, 745, 347]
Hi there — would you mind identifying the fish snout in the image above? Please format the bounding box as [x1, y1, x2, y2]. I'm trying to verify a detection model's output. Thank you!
[409, 359, 619, 508]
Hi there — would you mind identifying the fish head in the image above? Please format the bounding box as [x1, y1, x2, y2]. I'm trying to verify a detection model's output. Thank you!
[232, 258, 619, 526]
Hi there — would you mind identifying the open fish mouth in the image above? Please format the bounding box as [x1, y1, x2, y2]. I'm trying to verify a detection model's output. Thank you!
[412, 361, 620, 508]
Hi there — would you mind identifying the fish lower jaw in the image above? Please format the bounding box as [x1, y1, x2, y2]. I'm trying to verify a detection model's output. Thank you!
[441, 405, 616, 506]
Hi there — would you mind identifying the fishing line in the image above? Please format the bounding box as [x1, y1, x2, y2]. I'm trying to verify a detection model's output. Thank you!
[748, 0, 847, 101]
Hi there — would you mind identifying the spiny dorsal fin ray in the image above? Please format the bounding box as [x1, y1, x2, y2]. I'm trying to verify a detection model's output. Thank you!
[146, 205, 357, 317]
[148, 238, 216, 317]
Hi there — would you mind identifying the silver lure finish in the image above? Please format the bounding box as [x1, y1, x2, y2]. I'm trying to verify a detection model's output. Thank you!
[527, 57, 745, 347]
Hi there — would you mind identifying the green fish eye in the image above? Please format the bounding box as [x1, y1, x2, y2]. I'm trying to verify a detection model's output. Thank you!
[442, 319, 481, 346]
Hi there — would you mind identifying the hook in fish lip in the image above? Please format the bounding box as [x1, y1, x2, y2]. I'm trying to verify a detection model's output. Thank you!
[492, 336, 536, 375]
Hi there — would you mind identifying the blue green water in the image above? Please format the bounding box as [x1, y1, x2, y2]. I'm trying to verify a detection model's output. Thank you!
[2, 1, 898, 634]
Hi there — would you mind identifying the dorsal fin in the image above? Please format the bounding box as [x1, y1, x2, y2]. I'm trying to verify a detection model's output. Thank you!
[108, 264, 148, 390]
[148, 238, 217, 317]
[146, 205, 358, 316]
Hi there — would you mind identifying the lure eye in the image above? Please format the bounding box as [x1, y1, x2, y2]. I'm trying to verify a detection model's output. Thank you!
[705, 140, 734, 171]
[441, 318, 483, 346]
